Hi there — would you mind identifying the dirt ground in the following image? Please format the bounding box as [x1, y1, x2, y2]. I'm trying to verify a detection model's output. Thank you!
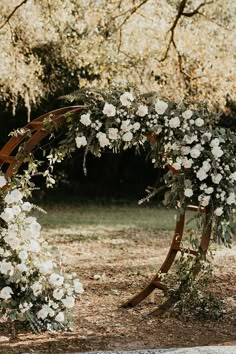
[0, 226, 235, 354]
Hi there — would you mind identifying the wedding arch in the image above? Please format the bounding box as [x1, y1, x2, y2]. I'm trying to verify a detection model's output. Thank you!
[0, 87, 235, 328]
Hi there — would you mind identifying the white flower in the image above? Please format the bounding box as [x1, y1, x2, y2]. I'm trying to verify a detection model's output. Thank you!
[61, 296, 75, 308]
[80, 113, 91, 126]
[184, 135, 197, 144]
[39, 260, 54, 274]
[12, 205, 21, 216]
[184, 188, 193, 198]
[230, 172, 236, 181]
[182, 110, 193, 119]
[37, 305, 50, 320]
[29, 240, 40, 253]
[169, 117, 180, 128]
[214, 207, 223, 216]
[5, 232, 21, 250]
[196, 169, 208, 181]
[49, 273, 64, 287]
[55, 312, 65, 323]
[133, 122, 141, 131]
[201, 132, 212, 143]
[75, 136, 87, 149]
[0, 176, 7, 188]
[17, 263, 28, 273]
[53, 288, 64, 300]
[205, 187, 214, 194]
[22, 202, 32, 212]
[73, 280, 84, 294]
[212, 146, 223, 158]
[121, 119, 132, 132]
[195, 118, 204, 127]
[155, 100, 168, 115]
[136, 105, 148, 117]
[19, 250, 28, 261]
[96, 132, 109, 147]
[172, 162, 181, 171]
[0, 260, 14, 275]
[181, 146, 190, 155]
[190, 147, 201, 159]
[31, 282, 42, 296]
[120, 92, 134, 107]
[122, 131, 133, 142]
[5, 189, 23, 204]
[198, 195, 210, 207]
[103, 102, 116, 117]
[226, 192, 235, 205]
[210, 138, 220, 147]
[0, 286, 13, 300]
[0, 207, 15, 222]
[183, 158, 193, 169]
[212, 173, 222, 184]
[202, 161, 211, 172]
[108, 128, 118, 140]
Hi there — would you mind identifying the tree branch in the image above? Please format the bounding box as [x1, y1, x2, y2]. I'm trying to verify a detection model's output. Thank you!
[0, 0, 29, 31]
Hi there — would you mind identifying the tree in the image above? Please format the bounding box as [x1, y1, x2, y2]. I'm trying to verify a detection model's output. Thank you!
[0, 0, 235, 120]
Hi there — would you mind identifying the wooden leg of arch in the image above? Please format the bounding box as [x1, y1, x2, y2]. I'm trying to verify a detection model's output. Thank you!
[122, 205, 211, 316]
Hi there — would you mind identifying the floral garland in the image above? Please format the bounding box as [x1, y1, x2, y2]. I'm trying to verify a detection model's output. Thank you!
[0, 87, 235, 330]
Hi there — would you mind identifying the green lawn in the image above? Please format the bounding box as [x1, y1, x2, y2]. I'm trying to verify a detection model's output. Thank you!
[35, 203, 197, 231]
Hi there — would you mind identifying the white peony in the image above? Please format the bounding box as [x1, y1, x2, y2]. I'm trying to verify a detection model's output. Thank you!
[0, 286, 13, 300]
[195, 118, 204, 127]
[169, 117, 180, 128]
[5, 189, 23, 204]
[0, 176, 7, 188]
[120, 92, 134, 107]
[122, 131, 133, 142]
[214, 207, 223, 216]
[184, 188, 193, 198]
[102, 102, 116, 117]
[49, 273, 64, 287]
[182, 110, 193, 119]
[155, 100, 168, 115]
[61, 295, 75, 308]
[31, 282, 42, 296]
[55, 312, 65, 322]
[75, 136, 87, 149]
[96, 132, 110, 147]
[108, 128, 118, 140]
[80, 113, 91, 126]
[136, 105, 148, 117]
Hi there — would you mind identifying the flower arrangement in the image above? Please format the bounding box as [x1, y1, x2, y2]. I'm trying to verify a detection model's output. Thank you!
[0, 177, 83, 331]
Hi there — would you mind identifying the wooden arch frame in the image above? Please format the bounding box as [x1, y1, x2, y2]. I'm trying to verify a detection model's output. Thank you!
[0, 107, 212, 315]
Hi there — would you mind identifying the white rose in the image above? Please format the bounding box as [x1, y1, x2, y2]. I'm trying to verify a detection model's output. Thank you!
[211, 173, 222, 184]
[4, 189, 23, 204]
[108, 128, 118, 140]
[0, 176, 7, 188]
[136, 105, 148, 117]
[49, 273, 64, 287]
[0, 207, 15, 223]
[0, 260, 14, 275]
[0, 286, 13, 300]
[181, 146, 190, 155]
[184, 188, 193, 198]
[29, 240, 40, 253]
[102, 102, 116, 117]
[169, 117, 180, 128]
[37, 305, 50, 320]
[73, 280, 84, 294]
[75, 136, 87, 149]
[202, 161, 211, 172]
[183, 158, 193, 169]
[172, 162, 181, 171]
[31, 282, 43, 296]
[210, 138, 220, 147]
[122, 131, 133, 142]
[80, 113, 91, 126]
[201, 132, 212, 143]
[214, 207, 223, 216]
[133, 122, 141, 131]
[39, 260, 54, 274]
[182, 110, 193, 119]
[17, 263, 28, 273]
[55, 312, 65, 323]
[190, 147, 201, 159]
[198, 195, 210, 207]
[205, 187, 214, 194]
[195, 118, 204, 127]
[18, 250, 28, 261]
[226, 192, 235, 205]
[155, 100, 168, 115]
[230, 172, 236, 181]
[53, 288, 64, 300]
[212, 146, 223, 158]
[22, 202, 32, 212]
[120, 92, 134, 107]
[96, 132, 109, 147]
[196, 168, 208, 181]
[61, 296, 75, 308]
[121, 119, 132, 132]
[184, 135, 197, 144]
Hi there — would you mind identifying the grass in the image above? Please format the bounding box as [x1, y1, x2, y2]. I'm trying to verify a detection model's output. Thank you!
[35, 202, 198, 231]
